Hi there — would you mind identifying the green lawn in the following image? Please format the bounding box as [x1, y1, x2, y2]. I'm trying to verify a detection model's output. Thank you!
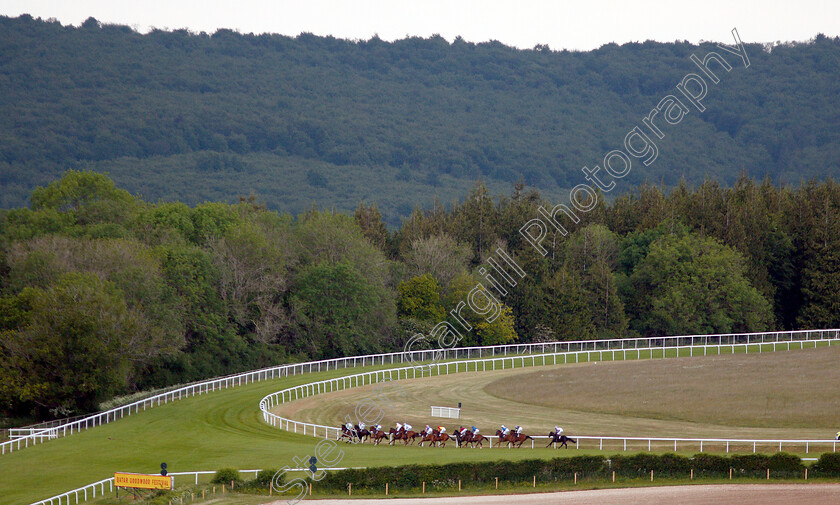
[3, 340, 837, 504]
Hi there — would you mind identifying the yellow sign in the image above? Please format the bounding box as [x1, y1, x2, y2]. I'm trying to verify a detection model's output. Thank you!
[115, 472, 173, 490]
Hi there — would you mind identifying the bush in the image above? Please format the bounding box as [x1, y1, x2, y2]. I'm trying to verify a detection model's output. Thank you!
[692, 453, 730, 476]
[729, 453, 803, 477]
[315, 452, 824, 491]
[254, 468, 280, 487]
[318, 457, 610, 492]
[235, 468, 282, 494]
[610, 453, 690, 477]
[813, 453, 840, 477]
[211, 468, 243, 485]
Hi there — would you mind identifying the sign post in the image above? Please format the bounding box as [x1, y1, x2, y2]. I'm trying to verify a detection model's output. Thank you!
[115, 472, 174, 491]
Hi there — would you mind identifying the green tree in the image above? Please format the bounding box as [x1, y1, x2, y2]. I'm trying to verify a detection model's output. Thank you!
[561, 225, 627, 338]
[0, 273, 140, 416]
[396, 274, 445, 321]
[443, 272, 517, 346]
[30, 170, 139, 229]
[290, 261, 387, 359]
[353, 202, 390, 253]
[401, 233, 472, 288]
[622, 231, 773, 336]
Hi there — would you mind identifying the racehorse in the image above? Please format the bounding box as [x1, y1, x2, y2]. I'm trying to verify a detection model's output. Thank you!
[545, 432, 577, 448]
[338, 425, 369, 443]
[337, 426, 354, 443]
[495, 429, 532, 448]
[418, 430, 436, 447]
[468, 433, 487, 448]
[456, 431, 486, 448]
[354, 425, 371, 443]
[370, 429, 389, 445]
[388, 428, 418, 446]
[387, 428, 404, 445]
[431, 431, 451, 448]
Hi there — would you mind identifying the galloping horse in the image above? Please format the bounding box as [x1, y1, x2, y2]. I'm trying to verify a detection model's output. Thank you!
[468, 433, 487, 448]
[457, 431, 486, 448]
[545, 432, 577, 448]
[337, 426, 354, 443]
[355, 426, 371, 443]
[388, 428, 418, 446]
[431, 431, 451, 448]
[453, 430, 471, 448]
[418, 430, 436, 447]
[370, 429, 389, 445]
[495, 429, 532, 448]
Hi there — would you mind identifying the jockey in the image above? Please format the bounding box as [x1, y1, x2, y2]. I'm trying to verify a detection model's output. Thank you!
[438, 425, 446, 434]
[500, 424, 509, 436]
[472, 425, 479, 435]
[554, 425, 564, 436]
[344, 421, 353, 432]
[358, 422, 366, 431]
[836, 431, 840, 440]
[404, 423, 412, 432]
[460, 426, 468, 436]
[425, 425, 433, 435]
[395, 422, 403, 433]
[373, 424, 382, 433]
[515, 425, 523, 435]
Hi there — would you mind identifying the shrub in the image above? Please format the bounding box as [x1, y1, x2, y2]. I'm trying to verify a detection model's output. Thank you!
[254, 468, 280, 487]
[692, 453, 729, 476]
[610, 453, 690, 477]
[813, 453, 840, 477]
[211, 468, 243, 485]
[235, 468, 282, 494]
[728, 453, 803, 478]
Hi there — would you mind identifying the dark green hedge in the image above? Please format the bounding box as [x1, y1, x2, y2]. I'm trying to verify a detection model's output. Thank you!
[813, 453, 840, 477]
[318, 456, 606, 491]
[315, 452, 820, 491]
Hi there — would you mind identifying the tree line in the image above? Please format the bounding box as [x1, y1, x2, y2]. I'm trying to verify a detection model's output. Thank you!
[1, 171, 839, 420]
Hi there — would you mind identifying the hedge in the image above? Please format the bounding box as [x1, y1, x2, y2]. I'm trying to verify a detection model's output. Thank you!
[813, 453, 840, 477]
[315, 452, 822, 491]
[318, 456, 605, 491]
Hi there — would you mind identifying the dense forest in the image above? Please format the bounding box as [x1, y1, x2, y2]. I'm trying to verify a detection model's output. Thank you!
[2, 171, 840, 421]
[1, 15, 840, 224]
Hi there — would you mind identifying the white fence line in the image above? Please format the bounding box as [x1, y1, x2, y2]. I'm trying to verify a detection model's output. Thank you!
[29, 477, 114, 505]
[28, 468, 357, 505]
[4, 328, 838, 457]
[567, 435, 839, 454]
[415, 435, 839, 453]
[260, 339, 840, 454]
[431, 406, 461, 419]
[9, 428, 58, 440]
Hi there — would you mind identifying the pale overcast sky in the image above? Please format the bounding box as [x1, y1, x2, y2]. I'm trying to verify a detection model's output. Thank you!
[1, 0, 838, 50]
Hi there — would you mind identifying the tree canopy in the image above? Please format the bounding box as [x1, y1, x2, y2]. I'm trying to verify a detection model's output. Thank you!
[1, 16, 840, 224]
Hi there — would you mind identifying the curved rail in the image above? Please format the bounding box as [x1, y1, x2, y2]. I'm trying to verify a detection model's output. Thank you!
[4, 328, 837, 456]
[260, 338, 840, 454]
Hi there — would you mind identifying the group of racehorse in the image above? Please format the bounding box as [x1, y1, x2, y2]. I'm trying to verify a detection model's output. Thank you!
[338, 424, 576, 449]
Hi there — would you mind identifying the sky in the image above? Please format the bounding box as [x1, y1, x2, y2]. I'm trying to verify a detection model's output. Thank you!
[1, 0, 839, 50]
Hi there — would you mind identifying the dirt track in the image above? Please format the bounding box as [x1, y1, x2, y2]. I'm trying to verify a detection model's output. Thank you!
[269, 484, 840, 505]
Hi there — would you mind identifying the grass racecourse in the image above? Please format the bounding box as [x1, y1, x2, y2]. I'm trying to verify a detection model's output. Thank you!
[3, 341, 839, 504]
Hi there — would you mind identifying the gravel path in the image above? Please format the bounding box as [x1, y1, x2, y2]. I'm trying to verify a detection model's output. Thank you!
[265, 484, 840, 505]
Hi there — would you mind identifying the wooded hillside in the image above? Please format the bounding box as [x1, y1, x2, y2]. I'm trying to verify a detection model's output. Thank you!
[1, 15, 839, 223]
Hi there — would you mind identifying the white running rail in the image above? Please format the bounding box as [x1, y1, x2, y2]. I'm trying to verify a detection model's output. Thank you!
[4, 328, 838, 457]
[260, 339, 840, 453]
